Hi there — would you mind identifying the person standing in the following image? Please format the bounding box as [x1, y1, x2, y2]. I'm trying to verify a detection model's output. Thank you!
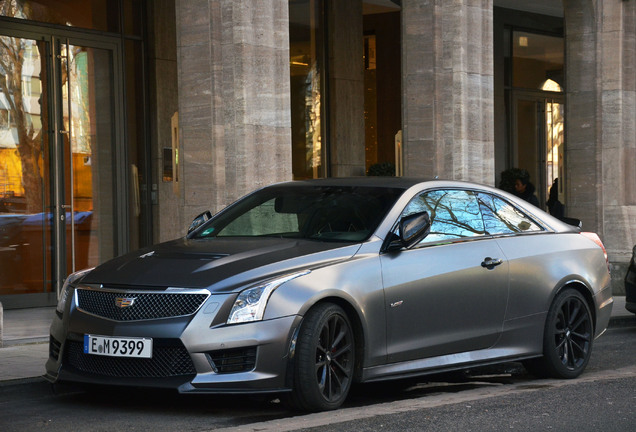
[513, 173, 540, 208]
[546, 178, 565, 219]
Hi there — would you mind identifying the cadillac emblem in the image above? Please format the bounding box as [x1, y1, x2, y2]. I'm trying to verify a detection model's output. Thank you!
[115, 297, 136, 308]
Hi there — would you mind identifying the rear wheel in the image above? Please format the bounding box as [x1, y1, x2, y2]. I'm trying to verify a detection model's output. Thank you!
[285, 303, 355, 411]
[525, 288, 593, 379]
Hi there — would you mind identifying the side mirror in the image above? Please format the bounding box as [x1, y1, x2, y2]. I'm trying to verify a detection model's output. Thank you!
[188, 210, 212, 234]
[400, 211, 431, 248]
[385, 211, 431, 252]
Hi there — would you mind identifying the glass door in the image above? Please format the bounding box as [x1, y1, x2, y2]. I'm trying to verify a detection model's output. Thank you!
[0, 35, 52, 299]
[0, 31, 121, 307]
[545, 99, 564, 207]
[56, 40, 118, 290]
[512, 93, 565, 210]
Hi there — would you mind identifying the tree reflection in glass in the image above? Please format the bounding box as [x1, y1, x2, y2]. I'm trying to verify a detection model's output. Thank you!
[477, 193, 542, 235]
[402, 190, 485, 244]
[0, 35, 45, 214]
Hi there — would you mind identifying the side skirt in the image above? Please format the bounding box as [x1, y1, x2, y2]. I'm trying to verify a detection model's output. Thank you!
[361, 348, 541, 383]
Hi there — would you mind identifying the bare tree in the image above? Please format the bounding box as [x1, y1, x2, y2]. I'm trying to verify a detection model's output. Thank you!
[0, 0, 46, 213]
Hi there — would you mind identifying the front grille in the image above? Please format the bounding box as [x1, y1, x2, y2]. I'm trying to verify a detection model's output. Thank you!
[50, 336, 62, 361]
[76, 288, 208, 321]
[65, 339, 195, 378]
[206, 347, 257, 374]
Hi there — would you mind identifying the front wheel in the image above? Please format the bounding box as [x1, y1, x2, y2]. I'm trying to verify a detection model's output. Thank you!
[285, 303, 355, 411]
[525, 288, 594, 379]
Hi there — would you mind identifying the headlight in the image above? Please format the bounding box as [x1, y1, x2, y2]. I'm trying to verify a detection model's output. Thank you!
[56, 268, 94, 315]
[227, 270, 310, 324]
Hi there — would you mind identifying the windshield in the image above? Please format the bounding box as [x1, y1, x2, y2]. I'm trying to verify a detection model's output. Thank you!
[193, 185, 404, 242]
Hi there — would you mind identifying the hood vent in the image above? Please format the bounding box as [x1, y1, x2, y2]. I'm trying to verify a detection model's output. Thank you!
[144, 251, 229, 261]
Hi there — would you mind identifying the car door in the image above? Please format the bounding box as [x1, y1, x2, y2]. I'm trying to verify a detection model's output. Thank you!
[380, 189, 509, 363]
[476, 191, 549, 321]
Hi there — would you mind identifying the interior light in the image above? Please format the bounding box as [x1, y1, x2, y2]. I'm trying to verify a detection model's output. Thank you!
[541, 79, 562, 92]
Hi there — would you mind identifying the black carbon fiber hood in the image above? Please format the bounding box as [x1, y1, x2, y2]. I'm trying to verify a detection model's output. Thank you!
[81, 237, 359, 292]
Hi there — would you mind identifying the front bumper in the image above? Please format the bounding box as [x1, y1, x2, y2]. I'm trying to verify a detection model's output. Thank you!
[45, 299, 303, 394]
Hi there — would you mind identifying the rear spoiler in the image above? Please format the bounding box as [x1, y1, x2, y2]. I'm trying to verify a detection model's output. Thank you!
[560, 216, 582, 229]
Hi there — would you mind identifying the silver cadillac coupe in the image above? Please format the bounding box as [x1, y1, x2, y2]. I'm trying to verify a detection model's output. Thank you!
[46, 178, 613, 411]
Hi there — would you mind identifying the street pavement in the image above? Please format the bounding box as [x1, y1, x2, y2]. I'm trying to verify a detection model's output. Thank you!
[0, 297, 633, 385]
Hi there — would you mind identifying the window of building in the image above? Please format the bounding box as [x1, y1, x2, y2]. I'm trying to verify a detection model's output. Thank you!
[289, 0, 326, 179]
[288, 1, 401, 179]
[1, 0, 143, 36]
[363, 9, 401, 176]
[496, 9, 565, 210]
[511, 31, 564, 91]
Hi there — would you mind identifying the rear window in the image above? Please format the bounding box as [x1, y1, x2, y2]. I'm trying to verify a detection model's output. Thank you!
[477, 193, 543, 235]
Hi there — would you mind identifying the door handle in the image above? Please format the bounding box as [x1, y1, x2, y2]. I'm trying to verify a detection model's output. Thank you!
[481, 257, 503, 270]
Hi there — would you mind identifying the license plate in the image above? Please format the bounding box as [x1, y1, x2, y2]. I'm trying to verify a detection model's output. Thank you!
[84, 334, 153, 358]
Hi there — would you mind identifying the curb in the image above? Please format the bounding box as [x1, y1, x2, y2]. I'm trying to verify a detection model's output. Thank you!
[608, 314, 636, 328]
[1, 337, 48, 348]
[0, 376, 46, 387]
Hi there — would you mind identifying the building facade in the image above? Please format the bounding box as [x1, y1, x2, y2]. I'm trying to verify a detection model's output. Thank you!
[0, 0, 633, 308]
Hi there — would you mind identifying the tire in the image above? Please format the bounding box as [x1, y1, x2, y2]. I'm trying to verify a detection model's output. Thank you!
[525, 288, 594, 379]
[285, 303, 355, 411]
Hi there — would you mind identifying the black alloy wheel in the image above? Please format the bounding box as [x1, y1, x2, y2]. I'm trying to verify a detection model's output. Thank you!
[286, 303, 355, 411]
[526, 288, 593, 379]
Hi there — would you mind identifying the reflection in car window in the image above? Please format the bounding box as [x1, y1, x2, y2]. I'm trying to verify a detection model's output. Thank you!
[402, 190, 485, 244]
[195, 186, 404, 242]
[218, 198, 299, 236]
[477, 193, 543, 234]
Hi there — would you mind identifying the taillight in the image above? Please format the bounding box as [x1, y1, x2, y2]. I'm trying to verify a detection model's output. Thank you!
[581, 232, 609, 270]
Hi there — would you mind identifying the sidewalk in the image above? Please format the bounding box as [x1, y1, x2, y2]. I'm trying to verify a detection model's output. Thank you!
[0, 306, 53, 382]
[0, 298, 634, 385]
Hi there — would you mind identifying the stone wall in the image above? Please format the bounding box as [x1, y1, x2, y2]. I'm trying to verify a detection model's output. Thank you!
[148, 0, 182, 242]
[564, 0, 636, 294]
[401, 0, 495, 184]
[173, 0, 292, 237]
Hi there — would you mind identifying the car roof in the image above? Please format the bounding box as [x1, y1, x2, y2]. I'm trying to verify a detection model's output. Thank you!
[269, 177, 436, 189]
[267, 177, 513, 198]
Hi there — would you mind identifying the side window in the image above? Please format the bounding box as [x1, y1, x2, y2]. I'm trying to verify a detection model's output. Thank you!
[477, 193, 543, 235]
[402, 189, 485, 244]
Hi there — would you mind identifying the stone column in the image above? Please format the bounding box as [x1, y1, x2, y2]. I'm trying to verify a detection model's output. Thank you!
[401, 0, 494, 184]
[328, 0, 365, 177]
[175, 0, 292, 232]
[148, 0, 182, 242]
[564, 0, 636, 294]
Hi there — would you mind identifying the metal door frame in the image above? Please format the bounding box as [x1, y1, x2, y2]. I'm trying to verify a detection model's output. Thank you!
[0, 21, 127, 307]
